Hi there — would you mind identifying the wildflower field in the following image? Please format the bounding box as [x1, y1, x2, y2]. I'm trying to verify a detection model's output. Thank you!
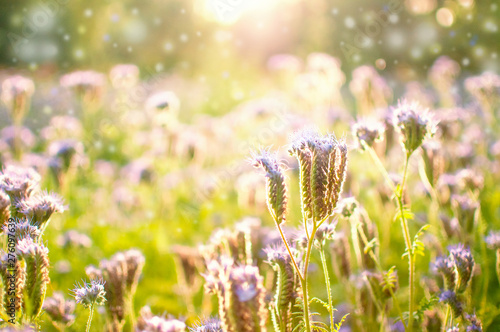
[0, 0, 500, 331]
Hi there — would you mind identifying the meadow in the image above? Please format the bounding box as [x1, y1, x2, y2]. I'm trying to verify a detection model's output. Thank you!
[0, 1, 500, 331]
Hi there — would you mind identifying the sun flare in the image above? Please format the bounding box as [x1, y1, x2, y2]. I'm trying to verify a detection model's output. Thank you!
[201, 0, 299, 24]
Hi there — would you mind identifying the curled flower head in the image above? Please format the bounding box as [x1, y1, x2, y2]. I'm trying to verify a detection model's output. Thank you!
[288, 130, 348, 221]
[352, 119, 385, 150]
[1, 75, 35, 124]
[15, 237, 50, 318]
[42, 292, 76, 326]
[451, 194, 479, 234]
[48, 139, 84, 172]
[137, 306, 186, 332]
[0, 190, 10, 223]
[392, 99, 436, 155]
[1, 126, 36, 151]
[439, 290, 463, 317]
[253, 149, 288, 225]
[449, 244, 474, 293]
[336, 197, 359, 218]
[464, 71, 500, 100]
[485, 231, 500, 250]
[70, 279, 107, 308]
[0, 165, 41, 202]
[264, 243, 292, 265]
[123, 249, 146, 293]
[1, 75, 35, 102]
[189, 317, 223, 332]
[315, 220, 337, 246]
[2, 218, 40, 240]
[434, 256, 456, 291]
[16, 192, 66, 227]
[465, 313, 483, 332]
[57, 230, 92, 249]
[455, 169, 484, 192]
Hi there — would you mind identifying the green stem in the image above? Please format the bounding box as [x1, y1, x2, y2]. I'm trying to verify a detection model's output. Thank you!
[442, 306, 451, 331]
[366, 145, 396, 193]
[356, 221, 407, 330]
[398, 154, 414, 332]
[86, 305, 94, 332]
[320, 245, 335, 331]
[300, 223, 318, 332]
[276, 224, 303, 281]
[478, 209, 490, 315]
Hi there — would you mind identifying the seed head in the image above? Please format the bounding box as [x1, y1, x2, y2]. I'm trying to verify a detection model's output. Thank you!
[71, 279, 107, 308]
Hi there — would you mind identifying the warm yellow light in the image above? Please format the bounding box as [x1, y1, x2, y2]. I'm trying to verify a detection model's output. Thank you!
[199, 0, 298, 25]
[436, 8, 454, 27]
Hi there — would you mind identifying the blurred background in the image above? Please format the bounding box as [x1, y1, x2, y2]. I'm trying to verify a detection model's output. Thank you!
[1, 0, 499, 77]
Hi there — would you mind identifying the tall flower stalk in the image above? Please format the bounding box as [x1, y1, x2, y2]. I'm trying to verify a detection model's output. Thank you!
[360, 100, 435, 331]
[70, 279, 107, 332]
[254, 131, 347, 332]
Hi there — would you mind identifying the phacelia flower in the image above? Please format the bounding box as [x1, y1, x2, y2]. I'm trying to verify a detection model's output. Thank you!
[392, 99, 436, 155]
[352, 119, 385, 150]
[70, 279, 107, 308]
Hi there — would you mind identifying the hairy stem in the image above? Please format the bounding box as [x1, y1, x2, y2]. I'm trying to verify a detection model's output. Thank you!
[356, 221, 407, 330]
[320, 245, 335, 331]
[277, 224, 303, 281]
[300, 223, 318, 332]
[398, 154, 414, 332]
[86, 305, 94, 332]
[366, 145, 396, 193]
